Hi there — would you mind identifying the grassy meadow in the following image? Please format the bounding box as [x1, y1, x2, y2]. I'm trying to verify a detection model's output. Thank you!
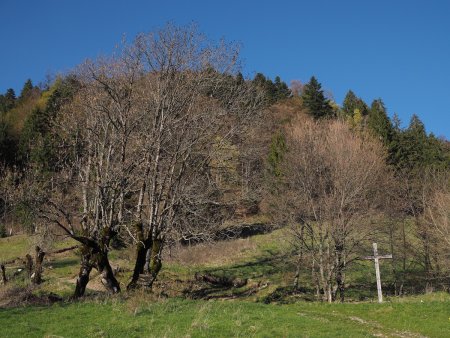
[1, 226, 449, 337]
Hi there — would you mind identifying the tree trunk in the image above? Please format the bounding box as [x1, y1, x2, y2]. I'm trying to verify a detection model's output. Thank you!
[318, 243, 327, 301]
[335, 243, 345, 302]
[127, 222, 152, 290]
[293, 225, 304, 290]
[0, 264, 6, 285]
[128, 238, 152, 290]
[73, 249, 92, 299]
[336, 270, 345, 302]
[95, 251, 120, 294]
[293, 257, 301, 290]
[148, 239, 163, 287]
[31, 246, 45, 285]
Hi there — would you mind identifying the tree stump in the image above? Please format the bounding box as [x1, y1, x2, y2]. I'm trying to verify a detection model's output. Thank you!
[31, 246, 45, 285]
[25, 254, 33, 278]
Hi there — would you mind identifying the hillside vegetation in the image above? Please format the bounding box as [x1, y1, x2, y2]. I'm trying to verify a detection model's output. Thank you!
[0, 23, 449, 337]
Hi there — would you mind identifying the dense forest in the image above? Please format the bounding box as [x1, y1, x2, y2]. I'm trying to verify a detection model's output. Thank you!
[0, 24, 449, 306]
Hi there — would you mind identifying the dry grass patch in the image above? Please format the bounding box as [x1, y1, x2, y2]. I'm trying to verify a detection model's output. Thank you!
[166, 238, 257, 268]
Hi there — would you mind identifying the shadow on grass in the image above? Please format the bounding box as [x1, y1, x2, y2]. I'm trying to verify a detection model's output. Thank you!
[204, 249, 294, 280]
[49, 257, 79, 269]
[183, 249, 298, 301]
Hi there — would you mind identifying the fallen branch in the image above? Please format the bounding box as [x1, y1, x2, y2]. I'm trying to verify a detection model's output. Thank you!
[49, 245, 79, 255]
[1, 257, 23, 266]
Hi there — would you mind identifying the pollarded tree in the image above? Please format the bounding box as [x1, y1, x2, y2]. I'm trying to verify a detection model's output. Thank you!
[125, 24, 266, 289]
[38, 36, 160, 296]
[301, 76, 334, 119]
[40, 23, 266, 297]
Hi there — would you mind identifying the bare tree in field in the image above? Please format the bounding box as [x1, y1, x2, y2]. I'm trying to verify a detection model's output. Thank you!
[40, 24, 265, 296]
[41, 49, 145, 296]
[281, 117, 389, 302]
[125, 24, 265, 289]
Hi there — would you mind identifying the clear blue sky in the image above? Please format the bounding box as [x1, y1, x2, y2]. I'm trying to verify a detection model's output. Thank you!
[1, 0, 449, 138]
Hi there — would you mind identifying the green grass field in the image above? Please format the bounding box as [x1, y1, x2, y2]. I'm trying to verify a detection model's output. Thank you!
[1, 293, 449, 337]
[1, 228, 449, 337]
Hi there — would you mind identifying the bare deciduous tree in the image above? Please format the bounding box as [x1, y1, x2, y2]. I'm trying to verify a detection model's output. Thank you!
[125, 24, 265, 289]
[40, 23, 266, 296]
[279, 117, 389, 302]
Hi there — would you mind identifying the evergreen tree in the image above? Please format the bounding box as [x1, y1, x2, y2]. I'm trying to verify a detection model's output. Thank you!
[342, 90, 368, 117]
[4, 88, 16, 111]
[342, 90, 358, 117]
[0, 119, 17, 165]
[19, 79, 34, 100]
[274, 76, 291, 100]
[252, 73, 290, 103]
[302, 76, 334, 119]
[19, 76, 78, 171]
[389, 114, 448, 170]
[0, 95, 5, 114]
[367, 99, 393, 145]
[268, 132, 287, 177]
[253, 73, 267, 88]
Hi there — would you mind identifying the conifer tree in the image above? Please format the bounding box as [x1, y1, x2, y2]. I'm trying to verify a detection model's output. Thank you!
[4, 88, 16, 111]
[268, 132, 286, 177]
[389, 114, 448, 170]
[367, 99, 393, 145]
[342, 90, 368, 117]
[274, 76, 291, 100]
[302, 76, 333, 119]
[19, 79, 34, 100]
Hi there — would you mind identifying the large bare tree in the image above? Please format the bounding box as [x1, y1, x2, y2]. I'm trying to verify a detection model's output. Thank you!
[41, 24, 266, 296]
[124, 24, 265, 289]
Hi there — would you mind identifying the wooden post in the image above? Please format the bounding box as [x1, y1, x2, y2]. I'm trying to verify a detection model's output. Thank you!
[364, 242, 392, 303]
[373, 243, 383, 303]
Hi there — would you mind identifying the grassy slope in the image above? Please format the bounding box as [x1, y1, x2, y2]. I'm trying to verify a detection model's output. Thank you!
[0, 235, 31, 261]
[1, 230, 449, 337]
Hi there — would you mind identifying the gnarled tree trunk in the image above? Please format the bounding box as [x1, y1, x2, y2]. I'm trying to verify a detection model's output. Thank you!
[0, 264, 6, 285]
[94, 251, 120, 294]
[127, 223, 152, 290]
[31, 246, 45, 285]
[73, 247, 92, 299]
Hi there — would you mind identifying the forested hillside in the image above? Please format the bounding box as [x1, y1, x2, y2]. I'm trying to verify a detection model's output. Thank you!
[0, 24, 449, 315]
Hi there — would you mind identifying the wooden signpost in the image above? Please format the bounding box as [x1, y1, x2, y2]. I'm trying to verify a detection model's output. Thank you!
[364, 242, 392, 303]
